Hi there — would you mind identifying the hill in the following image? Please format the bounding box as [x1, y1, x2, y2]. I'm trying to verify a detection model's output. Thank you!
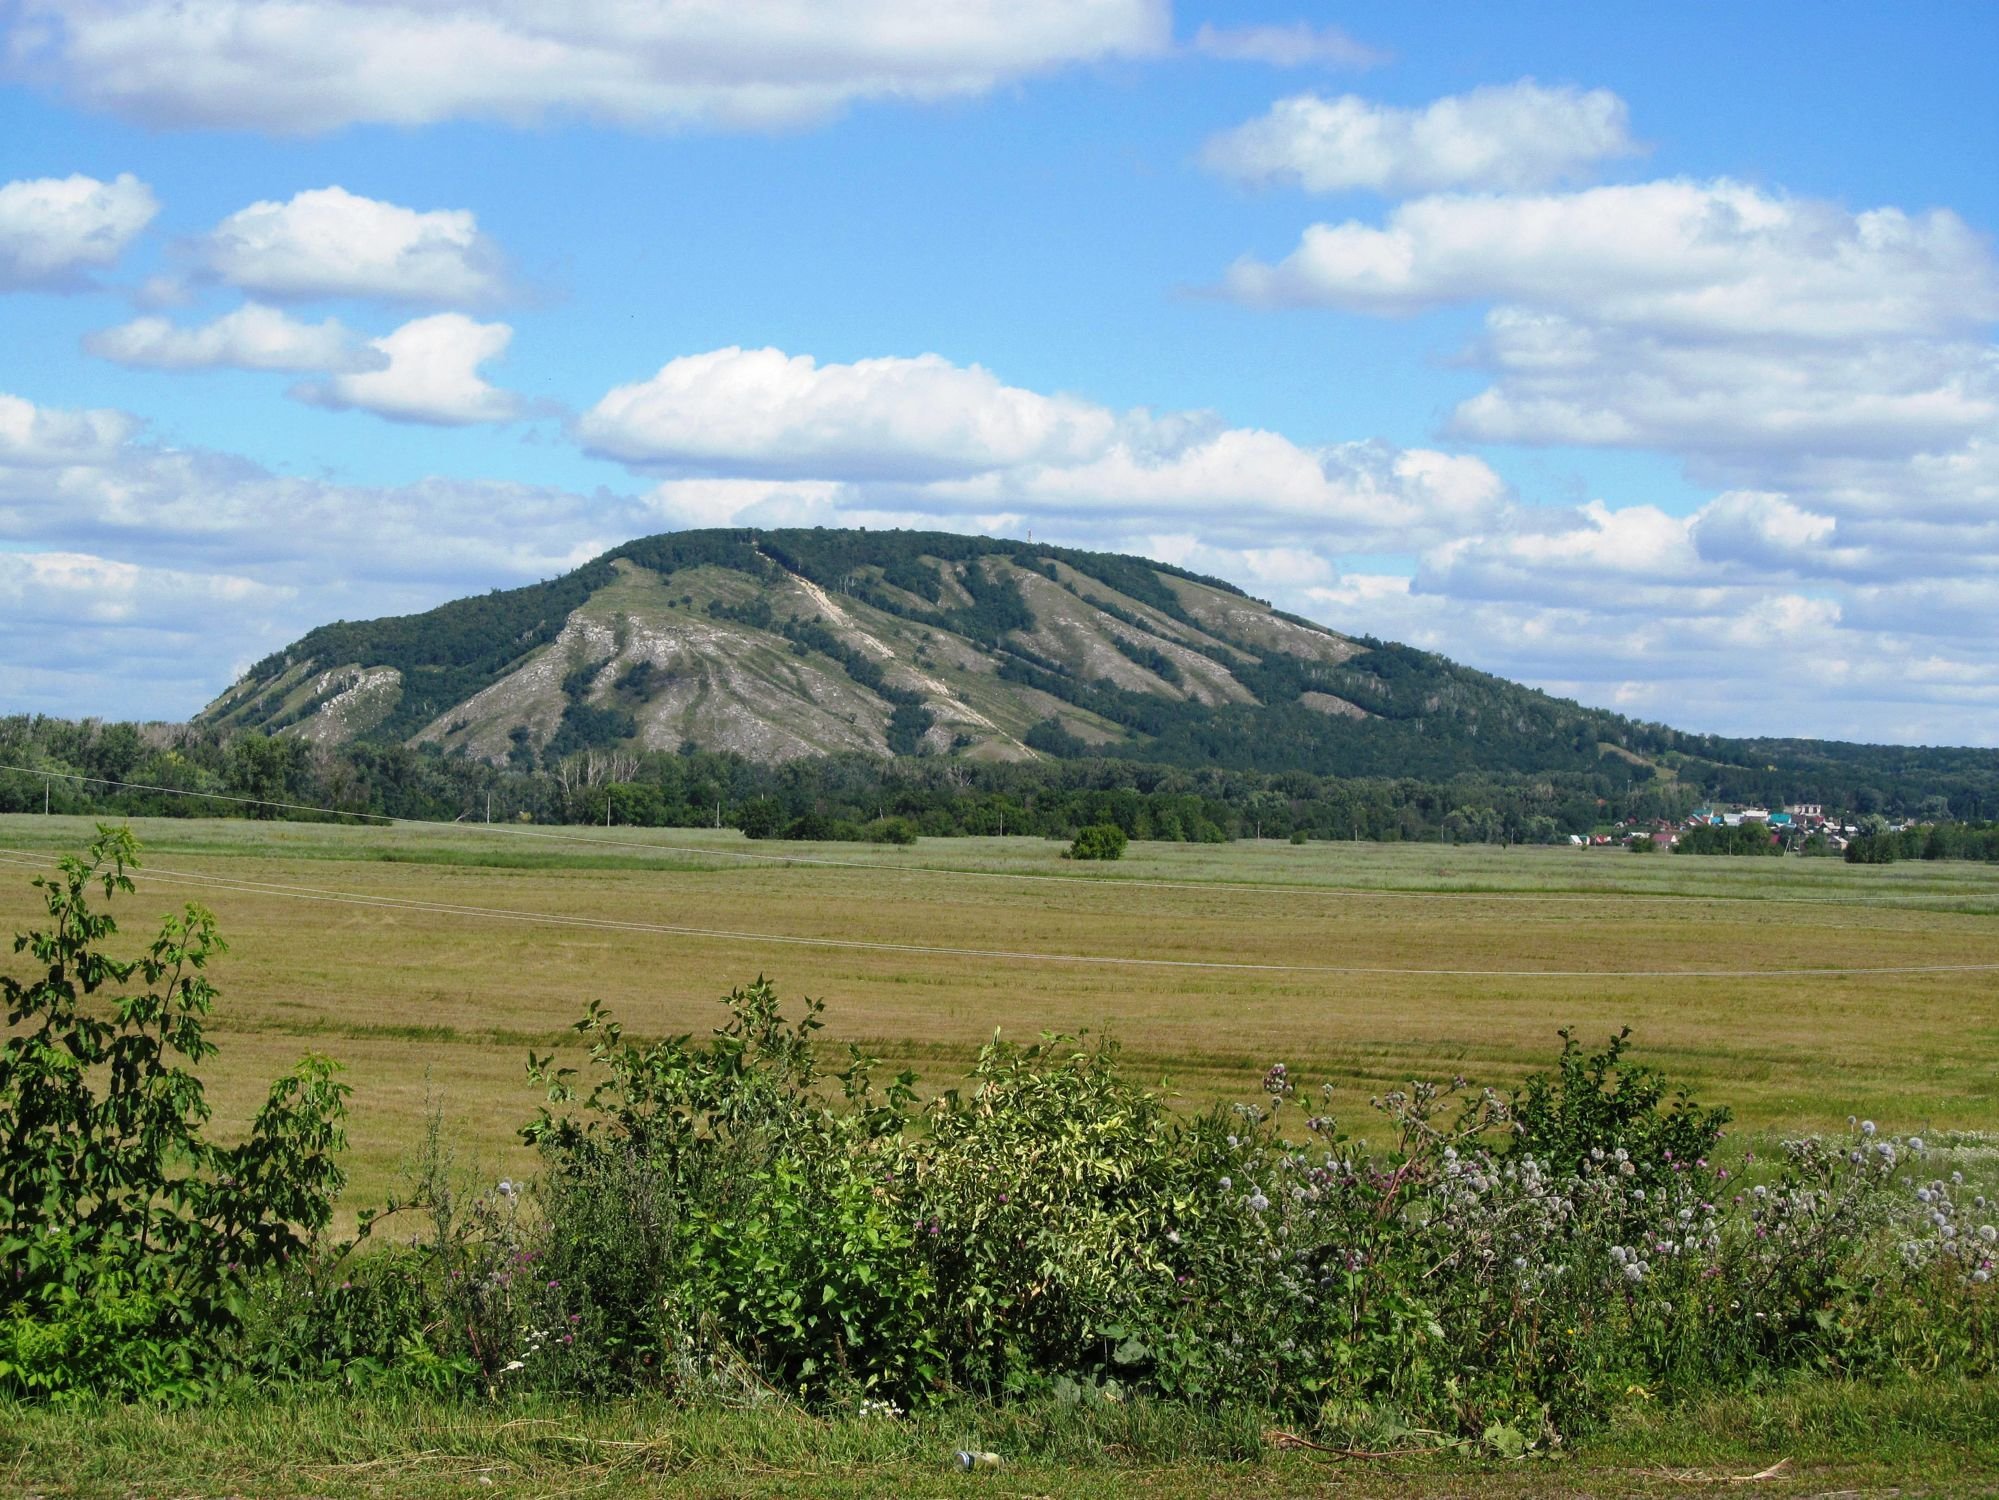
[198, 527, 1683, 782]
[196, 527, 1999, 809]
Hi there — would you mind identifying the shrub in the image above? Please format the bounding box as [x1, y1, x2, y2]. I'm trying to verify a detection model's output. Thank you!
[520, 983, 941, 1402]
[0, 828, 348, 1402]
[911, 1034, 1190, 1398]
[1506, 1026, 1730, 1190]
[268, 980, 1992, 1438]
[1067, 824, 1127, 861]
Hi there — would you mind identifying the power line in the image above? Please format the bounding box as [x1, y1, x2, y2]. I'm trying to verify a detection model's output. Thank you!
[0, 847, 1991, 982]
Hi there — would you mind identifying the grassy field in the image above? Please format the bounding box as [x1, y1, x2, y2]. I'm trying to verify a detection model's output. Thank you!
[1, 813, 1995, 1213]
[5, 1378, 1997, 1498]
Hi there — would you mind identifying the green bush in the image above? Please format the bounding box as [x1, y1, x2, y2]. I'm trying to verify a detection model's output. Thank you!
[519, 983, 941, 1402]
[911, 1034, 1191, 1398]
[1067, 824, 1127, 861]
[0, 828, 348, 1402]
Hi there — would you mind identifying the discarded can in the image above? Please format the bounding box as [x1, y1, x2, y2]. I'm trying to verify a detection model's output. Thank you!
[956, 1449, 1003, 1470]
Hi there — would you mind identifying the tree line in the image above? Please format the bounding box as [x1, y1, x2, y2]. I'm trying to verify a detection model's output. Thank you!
[6, 712, 1998, 856]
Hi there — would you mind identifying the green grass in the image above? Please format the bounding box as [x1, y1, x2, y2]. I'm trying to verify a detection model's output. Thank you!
[4, 1379, 1994, 1497]
[2, 814, 1996, 1219]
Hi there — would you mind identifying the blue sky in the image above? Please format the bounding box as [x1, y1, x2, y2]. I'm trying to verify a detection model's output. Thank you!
[2, 1, 1996, 743]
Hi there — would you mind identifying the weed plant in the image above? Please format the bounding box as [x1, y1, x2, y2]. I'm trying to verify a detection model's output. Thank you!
[273, 990, 1993, 1451]
[0, 833, 1992, 1456]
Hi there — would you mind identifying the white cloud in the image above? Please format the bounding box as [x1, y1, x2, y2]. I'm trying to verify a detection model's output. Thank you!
[579, 347, 1118, 480]
[85, 302, 380, 372]
[0, 391, 137, 464]
[0, 397, 620, 578]
[6, 378, 1999, 740]
[200, 186, 506, 304]
[931, 430, 1504, 549]
[580, 345, 1506, 550]
[1203, 82, 1636, 194]
[1450, 309, 1998, 466]
[1223, 173, 1999, 664]
[0, 390, 656, 716]
[640, 478, 845, 530]
[0, 171, 158, 289]
[296, 313, 519, 425]
[1187, 22, 1384, 70]
[12, 0, 1169, 134]
[1225, 179, 1998, 337]
[1288, 573, 1999, 744]
[0, 549, 288, 626]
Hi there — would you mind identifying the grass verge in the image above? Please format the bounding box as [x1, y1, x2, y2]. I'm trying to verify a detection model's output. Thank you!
[4, 1379, 1995, 1498]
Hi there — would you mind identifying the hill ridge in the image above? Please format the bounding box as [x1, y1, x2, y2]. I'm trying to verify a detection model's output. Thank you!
[200, 526, 1930, 798]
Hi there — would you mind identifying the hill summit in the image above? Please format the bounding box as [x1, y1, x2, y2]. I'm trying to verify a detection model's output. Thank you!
[200, 527, 1682, 782]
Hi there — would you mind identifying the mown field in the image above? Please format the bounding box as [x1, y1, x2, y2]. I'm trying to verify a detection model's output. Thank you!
[1, 813, 1996, 1214]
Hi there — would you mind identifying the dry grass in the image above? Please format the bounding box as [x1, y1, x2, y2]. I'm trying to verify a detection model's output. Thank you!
[1, 814, 1995, 1217]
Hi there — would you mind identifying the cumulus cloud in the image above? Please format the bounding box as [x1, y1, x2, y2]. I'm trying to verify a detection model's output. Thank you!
[0, 548, 289, 626]
[199, 186, 506, 304]
[0, 390, 656, 716]
[1187, 22, 1384, 70]
[1295, 567, 1999, 745]
[295, 313, 519, 424]
[579, 345, 1504, 549]
[0, 391, 136, 464]
[578, 347, 1119, 481]
[7, 371, 1999, 739]
[564, 340, 1970, 736]
[85, 302, 380, 373]
[929, 431, 1504, 548]
[1450, 310, 1999, 466]
[0, 549, 299, 721]
[1224, 179, 1997, 337]
[10, 0, 1169, 134]
[1222, 171, 1999, 686]
[1203, 82, 1636, 194]
[0, 171, 158, 290]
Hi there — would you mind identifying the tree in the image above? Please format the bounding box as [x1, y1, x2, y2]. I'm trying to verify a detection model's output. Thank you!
[225, 732, 308, 817]
[1068, 824, 1127, 861]
[0, 829, 349, 1399]
[738, 798, 784, 840]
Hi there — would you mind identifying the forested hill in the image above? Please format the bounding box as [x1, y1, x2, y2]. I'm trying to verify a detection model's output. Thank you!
[194, 527, 1996, 805]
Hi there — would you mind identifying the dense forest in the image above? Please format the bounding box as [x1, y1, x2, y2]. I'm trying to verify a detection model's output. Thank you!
[5, 712, 1996, 849]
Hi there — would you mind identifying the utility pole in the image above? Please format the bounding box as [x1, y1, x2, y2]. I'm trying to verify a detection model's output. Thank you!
[486, 790, 491, 824]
